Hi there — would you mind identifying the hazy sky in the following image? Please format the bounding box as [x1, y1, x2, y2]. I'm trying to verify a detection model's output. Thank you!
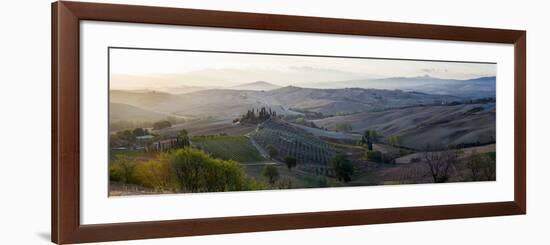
[110, 48, 496, 90]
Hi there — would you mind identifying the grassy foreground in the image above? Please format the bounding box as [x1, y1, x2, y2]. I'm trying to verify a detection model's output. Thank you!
[109, 148, 265, 194]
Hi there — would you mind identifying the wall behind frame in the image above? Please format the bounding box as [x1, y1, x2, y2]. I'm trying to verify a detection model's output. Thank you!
[0, 0, 545, 244]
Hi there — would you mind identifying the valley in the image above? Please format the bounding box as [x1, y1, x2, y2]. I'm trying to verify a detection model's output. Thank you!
[109, 78, 496, 195]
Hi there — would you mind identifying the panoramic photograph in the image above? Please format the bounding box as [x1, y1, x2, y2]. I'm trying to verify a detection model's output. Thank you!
[108, 48, 497, 196]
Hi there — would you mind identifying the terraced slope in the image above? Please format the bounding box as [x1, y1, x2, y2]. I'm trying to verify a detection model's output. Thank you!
[249, 119, 336, 167]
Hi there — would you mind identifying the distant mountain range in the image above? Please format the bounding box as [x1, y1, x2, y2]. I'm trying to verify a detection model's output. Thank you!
[128, 81, 282, 94]
[229, 81, 281, 91]
[152, 85, 212, 94]
[301, 75, 496, 99]
[116, 75, 495, 99]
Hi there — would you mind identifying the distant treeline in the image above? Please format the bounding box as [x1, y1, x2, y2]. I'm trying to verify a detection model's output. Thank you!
[446, 97, 496, 106]
[236, 107, 277, 124]
[110, 116, 183, 131]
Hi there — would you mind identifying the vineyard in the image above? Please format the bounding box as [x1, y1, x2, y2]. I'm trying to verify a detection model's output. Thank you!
[249, 119, 336, 173]
[191, 135, 265, 163]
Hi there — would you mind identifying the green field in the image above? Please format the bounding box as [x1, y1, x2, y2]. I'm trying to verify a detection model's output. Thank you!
[191, 135, 265, 163]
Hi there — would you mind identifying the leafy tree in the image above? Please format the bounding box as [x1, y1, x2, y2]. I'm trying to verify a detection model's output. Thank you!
[266, 145, 279, 159]
[109, 155, 137, 184]
[362, 129, 379, 151]
[316, 176, 329, 187]
[330, 154, 354, 182]
[366, 150, 384, 163]
[132, 128, 148, 137]
[177, 129, 190, 148]
[153, 120, 172, 130]
[240, 107, 276, 124]
[132, 159, 177, 192]
[262, 165, 280, 185]
[387, 135, 401, 147]
[110, 129, 137, 147]
[169, 148, 258, 192]
[284, 156, 297, 171]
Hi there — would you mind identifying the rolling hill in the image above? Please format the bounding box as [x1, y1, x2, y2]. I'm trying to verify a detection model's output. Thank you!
[302, 75, 496, 99]
[264, 86, 460, 115]
[313, 103, 496, 150]
[110, 90, 177, 111]
[110, 86, 462, 120]
[109, 102, 170, 122]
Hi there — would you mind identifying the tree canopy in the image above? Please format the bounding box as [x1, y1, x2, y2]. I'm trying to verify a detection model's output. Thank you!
[153, 120, 172, 130]
[362, 129, 379, 151]
[284, 156, 297, 171]
[330, 154, 354, 182]
[266, 145, 279, 159]
[169, 148, 255, 192]
[239, 107, 277, 124]
[262, 165, 280, 185]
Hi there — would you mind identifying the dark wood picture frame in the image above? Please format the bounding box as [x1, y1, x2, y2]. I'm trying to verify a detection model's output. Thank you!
[52, 1, 526, 244]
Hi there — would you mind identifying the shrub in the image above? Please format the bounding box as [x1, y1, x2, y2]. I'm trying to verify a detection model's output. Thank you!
[111, 148, 265, 193]
[330, 154, 354, 182]
[109, 155, 137, 184]
[387, 135, 401, 147]
[168, 148, 255, 192]
[266, 145, 278, 159]
[244, 177, 267, 191]
[316, 176, 329, 187]
[276, 177, 292, 189]
[109, 130, 136, 148]
[132, 128, 148, 137]
[366, 150, 383, 162]
[262, 165, 280, 185]
[132, 158, 178, 192]
[467, 152, 496, 181]
[284, 156, 297, 171]
[362, 129, 379, 150]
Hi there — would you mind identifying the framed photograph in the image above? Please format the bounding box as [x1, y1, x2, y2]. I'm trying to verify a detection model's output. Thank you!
[52, 1, 526, 244]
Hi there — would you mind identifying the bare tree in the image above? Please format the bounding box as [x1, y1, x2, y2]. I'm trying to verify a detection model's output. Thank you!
[423, 145, 460, 183]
